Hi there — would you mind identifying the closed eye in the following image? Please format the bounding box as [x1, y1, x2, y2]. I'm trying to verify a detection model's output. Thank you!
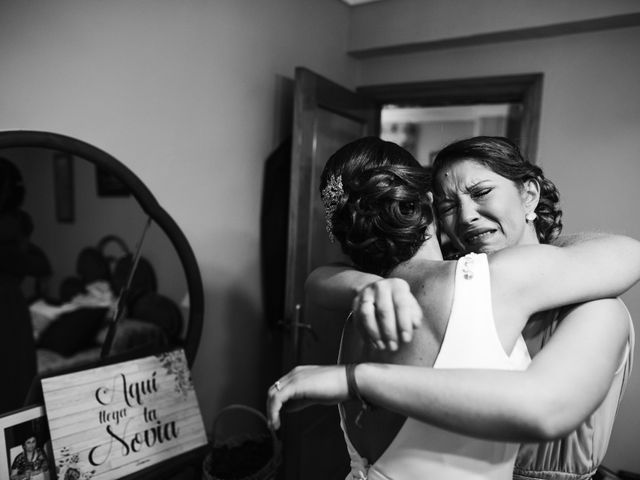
[437, 201, 456, 215]
[471, 187, 492, 199]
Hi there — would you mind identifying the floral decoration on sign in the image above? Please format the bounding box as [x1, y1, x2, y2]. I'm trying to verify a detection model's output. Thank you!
[157, 350, 194, 398]
[57, 446, 96, 480]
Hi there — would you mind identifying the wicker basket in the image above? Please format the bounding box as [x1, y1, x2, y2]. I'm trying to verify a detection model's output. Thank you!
[202, 404, 282, 480]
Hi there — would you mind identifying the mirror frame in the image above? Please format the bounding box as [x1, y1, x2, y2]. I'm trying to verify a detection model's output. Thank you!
[0, 130, 204, 366]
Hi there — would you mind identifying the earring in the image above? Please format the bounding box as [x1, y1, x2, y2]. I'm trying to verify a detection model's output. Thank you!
[525, 212, 537, 223]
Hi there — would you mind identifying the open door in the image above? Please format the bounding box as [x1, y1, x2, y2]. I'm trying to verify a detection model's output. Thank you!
[280, 67, 379, 480]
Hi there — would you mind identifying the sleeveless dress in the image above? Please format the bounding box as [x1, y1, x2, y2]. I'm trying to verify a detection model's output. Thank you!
[339, 253, 532, 480]
[514, 301, 635, 480]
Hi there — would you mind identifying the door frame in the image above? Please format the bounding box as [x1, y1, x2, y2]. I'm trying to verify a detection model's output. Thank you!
[357, 73, 543, 163]
[283, 67, 379, 369]
[281, 67, 379, 480]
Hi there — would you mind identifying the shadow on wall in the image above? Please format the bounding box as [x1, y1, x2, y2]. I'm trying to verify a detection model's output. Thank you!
[271, 75, 294, 150]
[260, 137, 291, 332]
[215, 287, 281, 433]
[193, 250, 282, 435]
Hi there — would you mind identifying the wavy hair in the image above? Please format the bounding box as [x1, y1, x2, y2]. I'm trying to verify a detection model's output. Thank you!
[320, 137, 433, 276]
[432, 136, 562, 244]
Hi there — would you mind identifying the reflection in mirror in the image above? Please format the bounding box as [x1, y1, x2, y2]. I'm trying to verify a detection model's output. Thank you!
[0, 146, 189, 414]
[380, 104, 520, 166]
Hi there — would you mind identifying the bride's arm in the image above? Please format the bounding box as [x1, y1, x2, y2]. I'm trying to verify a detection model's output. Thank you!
[305, 264, 379, 310]
[267, 298, 630, 441]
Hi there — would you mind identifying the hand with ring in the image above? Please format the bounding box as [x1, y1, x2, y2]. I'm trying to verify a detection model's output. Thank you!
[266, 365, 351, 430]
[352, 278, 423, 351]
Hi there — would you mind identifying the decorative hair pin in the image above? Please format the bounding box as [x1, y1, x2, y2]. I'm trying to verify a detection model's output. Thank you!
[321, 174, 344, 243]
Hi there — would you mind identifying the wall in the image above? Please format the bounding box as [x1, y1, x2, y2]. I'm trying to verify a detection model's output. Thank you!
[349, 0, 640, 55]
[0, 0, 355, 435]
[356, 22, 640, 473]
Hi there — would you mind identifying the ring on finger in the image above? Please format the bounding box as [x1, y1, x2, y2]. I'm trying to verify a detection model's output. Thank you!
[274, 380, 282, 391]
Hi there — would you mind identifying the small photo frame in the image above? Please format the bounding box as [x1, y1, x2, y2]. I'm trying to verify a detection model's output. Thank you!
[0, 405, 55, 480]
[95, 166, 130, 197]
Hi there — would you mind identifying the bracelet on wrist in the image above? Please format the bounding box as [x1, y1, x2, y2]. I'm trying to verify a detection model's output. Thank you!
[345, 363, 370, 428]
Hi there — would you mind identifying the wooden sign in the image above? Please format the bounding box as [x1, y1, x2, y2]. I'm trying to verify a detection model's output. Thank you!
[41, 349, 207, 480]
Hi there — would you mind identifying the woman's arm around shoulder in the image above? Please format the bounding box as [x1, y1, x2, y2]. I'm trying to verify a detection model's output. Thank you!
[490, 234, 640, 319]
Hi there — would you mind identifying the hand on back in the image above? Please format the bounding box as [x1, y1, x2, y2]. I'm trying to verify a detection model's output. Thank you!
[352, 278, 422, 351]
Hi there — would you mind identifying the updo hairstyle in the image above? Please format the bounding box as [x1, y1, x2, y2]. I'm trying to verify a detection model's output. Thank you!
[432, 136, 562, 244]
[320, 137, 433, 276]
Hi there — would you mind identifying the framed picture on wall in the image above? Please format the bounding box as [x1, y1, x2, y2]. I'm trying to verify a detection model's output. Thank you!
[0, 405, 55, 480]
[53, 152, 75, 223]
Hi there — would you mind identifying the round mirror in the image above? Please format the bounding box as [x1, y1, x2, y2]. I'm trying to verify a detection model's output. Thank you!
[0, 130, 204, 415]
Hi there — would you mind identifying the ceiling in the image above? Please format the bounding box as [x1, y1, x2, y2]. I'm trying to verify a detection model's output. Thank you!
[340, 0, 386, 5]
